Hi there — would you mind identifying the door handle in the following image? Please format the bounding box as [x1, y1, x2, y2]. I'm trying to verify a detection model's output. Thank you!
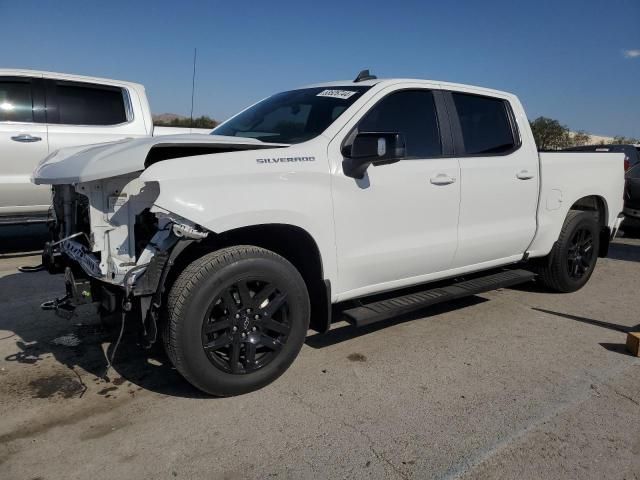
[430, 173, 456, 185]
[516, 170, 535, 180]
[11, 134, 42, 143]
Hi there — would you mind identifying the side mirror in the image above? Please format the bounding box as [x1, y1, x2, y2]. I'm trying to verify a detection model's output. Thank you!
[342, 132, 406, 179]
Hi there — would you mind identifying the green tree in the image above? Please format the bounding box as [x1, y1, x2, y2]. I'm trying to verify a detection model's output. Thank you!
[529, 117, 572, 150]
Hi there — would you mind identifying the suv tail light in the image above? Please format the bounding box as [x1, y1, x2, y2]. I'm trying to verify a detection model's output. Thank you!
[624, 155, 630, 171]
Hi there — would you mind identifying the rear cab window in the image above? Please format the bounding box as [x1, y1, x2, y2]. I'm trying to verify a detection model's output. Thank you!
[47, 80, 130, 126]
[451, 92, 519, 155]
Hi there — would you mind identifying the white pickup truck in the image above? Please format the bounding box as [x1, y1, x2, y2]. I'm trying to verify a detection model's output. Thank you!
[33, 71, 625, 396]
[0, 69, 209, 224]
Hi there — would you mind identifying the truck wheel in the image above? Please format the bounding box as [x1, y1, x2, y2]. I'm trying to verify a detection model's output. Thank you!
[537, 210, 600, 293]
[164, 246, 310, 396]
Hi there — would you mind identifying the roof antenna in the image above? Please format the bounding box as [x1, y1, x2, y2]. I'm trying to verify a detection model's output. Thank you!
[354, 69, 377, 82]
[189, 48, 197, 129]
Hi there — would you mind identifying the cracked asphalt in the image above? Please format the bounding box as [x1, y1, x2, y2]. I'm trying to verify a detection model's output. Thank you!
[1, 225, 639, 480]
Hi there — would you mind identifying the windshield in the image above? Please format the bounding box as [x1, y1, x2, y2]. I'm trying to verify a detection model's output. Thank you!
[211, 86, 371, 144]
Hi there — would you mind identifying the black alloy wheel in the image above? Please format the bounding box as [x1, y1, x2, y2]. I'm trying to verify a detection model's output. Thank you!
[164, 245, 310, 396]
[202, 279, 291, 374]
[566, 227, 595, 280]
[536, 210, 600, 293]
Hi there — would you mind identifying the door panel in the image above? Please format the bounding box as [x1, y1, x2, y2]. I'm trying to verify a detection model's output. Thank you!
[332, 158, 460, 297]
[0, 124, 50, 212]
[329, 87, 460, 299]
[0, 76, 50, 213]
[453, 154, 538, 267]
[448, 92, 539, 268]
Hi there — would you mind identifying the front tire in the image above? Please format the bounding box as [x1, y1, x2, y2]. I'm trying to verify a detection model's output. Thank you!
[537, 210, 600, 293]
[164, 246, 310, 396]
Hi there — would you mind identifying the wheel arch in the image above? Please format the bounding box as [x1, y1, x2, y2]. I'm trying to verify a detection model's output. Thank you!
[167, 223, 331, 333]
[568, 195, 610, 257]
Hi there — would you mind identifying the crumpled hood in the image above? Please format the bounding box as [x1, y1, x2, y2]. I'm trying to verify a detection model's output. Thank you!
[32, 134, 287, 185]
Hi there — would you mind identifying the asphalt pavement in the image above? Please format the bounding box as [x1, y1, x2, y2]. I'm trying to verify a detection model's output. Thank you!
[0, 226, 639, 479]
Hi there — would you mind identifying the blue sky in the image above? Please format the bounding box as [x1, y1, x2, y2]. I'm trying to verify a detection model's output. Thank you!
[1, 0, 638, 137]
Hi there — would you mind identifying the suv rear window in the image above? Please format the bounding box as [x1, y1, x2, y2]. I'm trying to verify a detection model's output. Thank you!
[53, 81, 128, 126]
[0, 79, 33, 123]
[452, 93, 517, 155]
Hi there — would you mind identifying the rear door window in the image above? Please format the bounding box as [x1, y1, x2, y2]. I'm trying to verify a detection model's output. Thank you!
[0, 78, 34, 123]
[52, 81, 128, 126]
[451, 93, 518, 155]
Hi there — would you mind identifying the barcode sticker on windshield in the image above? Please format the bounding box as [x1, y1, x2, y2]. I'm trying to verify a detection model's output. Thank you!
[316, 89, 358, 99]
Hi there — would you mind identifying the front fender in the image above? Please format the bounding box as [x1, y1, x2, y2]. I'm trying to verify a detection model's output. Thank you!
[139, 146, 338, 285]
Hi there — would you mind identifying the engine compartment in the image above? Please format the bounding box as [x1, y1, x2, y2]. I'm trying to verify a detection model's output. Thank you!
[43, 176, 210, 344]
[47, 175, 207, 286]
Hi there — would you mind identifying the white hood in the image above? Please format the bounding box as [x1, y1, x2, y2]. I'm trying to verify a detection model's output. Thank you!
[32, 134, 287, 185]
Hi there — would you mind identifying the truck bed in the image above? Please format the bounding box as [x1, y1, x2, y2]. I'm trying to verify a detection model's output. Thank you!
[527, 151, 625, 257]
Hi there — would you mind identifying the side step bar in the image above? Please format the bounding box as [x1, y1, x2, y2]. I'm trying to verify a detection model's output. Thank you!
[342, 269, 535, 327]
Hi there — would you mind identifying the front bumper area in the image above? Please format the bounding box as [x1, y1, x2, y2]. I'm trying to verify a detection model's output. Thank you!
[41, 234, 198, 345]
[41, 204, 209, 345]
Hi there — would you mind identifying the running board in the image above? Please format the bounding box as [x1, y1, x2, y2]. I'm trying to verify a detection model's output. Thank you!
[342, 269, 535, 327]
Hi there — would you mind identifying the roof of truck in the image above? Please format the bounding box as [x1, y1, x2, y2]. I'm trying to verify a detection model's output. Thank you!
[303, 78, 516, 99]
[0, 68, 145, 90]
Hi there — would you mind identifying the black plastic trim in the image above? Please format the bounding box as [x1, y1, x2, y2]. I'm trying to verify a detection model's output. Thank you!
[44, 79, 60, 124]
[313, 279, 332, 334]
[432, 90, 454, 156]
[342, 269, 535, 327]
[31, 78, 47, 124]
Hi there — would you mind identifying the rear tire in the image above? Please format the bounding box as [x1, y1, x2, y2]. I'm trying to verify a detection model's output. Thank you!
[164, 245, 310, 396]
[537, 210, 600, 293]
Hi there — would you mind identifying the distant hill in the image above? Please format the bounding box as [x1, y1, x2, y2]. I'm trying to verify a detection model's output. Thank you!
[153, 113, 188, 123]
[153, 112, 219, 129]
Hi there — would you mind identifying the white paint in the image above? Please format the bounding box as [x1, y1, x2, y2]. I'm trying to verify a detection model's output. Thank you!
[33, 77, 625, 303]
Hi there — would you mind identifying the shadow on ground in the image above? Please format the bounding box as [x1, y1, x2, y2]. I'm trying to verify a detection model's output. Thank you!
[0, 224, 49, 255]
[532, 307, 640, 357]
[607, 240, 640, 263]
[0, 271, 207, 400]
[2, 233, 637, 400]
[306, 296, 487, 348]
[1, 268, 492, 400]
[513, 238, 640, 294]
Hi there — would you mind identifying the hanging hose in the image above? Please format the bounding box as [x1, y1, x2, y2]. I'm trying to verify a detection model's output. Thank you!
[18, 264, 45, 273]
[105, 309, 127, 374]
[104, 263, 149, 374]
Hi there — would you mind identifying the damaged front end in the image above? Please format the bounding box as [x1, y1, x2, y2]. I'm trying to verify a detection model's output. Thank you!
[42, 174, 208, 346]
